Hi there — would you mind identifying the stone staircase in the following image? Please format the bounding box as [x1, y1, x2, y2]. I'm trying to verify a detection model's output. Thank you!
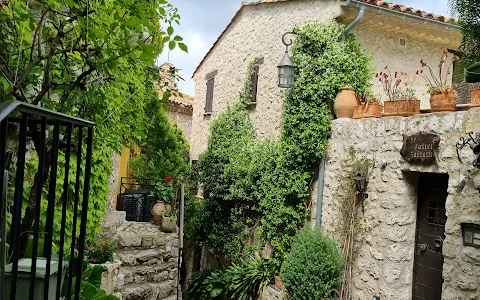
[103, 212, 180, 300]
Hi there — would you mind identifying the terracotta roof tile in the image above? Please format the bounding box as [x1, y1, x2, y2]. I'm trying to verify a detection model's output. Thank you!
[243, 0, 455, 24]
[154, 84, 194, 108]
[193, 0, 458, 76]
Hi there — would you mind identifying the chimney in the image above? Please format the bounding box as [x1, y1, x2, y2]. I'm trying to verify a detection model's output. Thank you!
[159, 62, 176, 90]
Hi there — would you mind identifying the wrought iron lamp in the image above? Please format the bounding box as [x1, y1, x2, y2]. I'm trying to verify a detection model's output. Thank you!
[277, 32, 296, 88]
[353, 173, 368, 211]
[456, 132, 480, 167]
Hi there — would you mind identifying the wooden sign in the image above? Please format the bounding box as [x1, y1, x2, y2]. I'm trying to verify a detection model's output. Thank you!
[401, 132, 440, 163]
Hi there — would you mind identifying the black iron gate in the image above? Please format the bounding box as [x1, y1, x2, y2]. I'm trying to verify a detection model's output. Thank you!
[0, 100, 94, 300]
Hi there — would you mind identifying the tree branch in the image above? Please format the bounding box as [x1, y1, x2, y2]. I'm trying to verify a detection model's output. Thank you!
[32, 53, 53, 105]
[57, 66, 95, 106]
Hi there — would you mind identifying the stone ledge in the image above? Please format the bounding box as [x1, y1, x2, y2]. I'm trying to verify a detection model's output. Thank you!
[330, 108, 480, 140]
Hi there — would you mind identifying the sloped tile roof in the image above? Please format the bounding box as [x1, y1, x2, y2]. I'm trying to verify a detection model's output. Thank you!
[244, 0, 455, 23]
[193, 0, 458, 77]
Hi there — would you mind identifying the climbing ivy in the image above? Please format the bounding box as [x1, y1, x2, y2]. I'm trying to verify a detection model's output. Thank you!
[197, 21, 372, 268]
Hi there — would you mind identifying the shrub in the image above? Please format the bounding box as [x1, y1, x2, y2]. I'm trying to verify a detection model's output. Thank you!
[86, 240, 115, 264]
[188, 257, 274, 300]
[281, 227, 343, 299]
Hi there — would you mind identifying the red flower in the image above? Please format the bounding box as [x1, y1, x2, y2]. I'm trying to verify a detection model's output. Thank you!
[100, 249, 104, 253]
[375, 73, 379, 77]
[165, 176, 172, 182]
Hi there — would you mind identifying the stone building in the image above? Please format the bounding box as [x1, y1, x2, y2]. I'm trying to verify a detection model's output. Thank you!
[189, 0, 480, 299]
[158, 62, 193, 142]
[190, 0, 461, 161]
[321, 109, 480, 299]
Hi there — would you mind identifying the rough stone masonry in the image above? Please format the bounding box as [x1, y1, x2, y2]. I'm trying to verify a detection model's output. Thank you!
[101, 212, 180, 300]
[321, 108, 480, 300]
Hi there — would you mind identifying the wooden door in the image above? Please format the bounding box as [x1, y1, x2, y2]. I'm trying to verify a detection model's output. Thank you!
[413, 173, 448, 299]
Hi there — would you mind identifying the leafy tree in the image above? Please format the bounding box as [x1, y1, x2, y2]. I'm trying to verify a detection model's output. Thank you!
[0, 0, 187, 254]
[130, 95, 190, 181]
[449, 0, 480, 62]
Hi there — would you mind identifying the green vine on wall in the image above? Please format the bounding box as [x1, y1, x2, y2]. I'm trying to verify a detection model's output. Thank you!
[196, 21, 373, 269]
[336, 147, 373, 300]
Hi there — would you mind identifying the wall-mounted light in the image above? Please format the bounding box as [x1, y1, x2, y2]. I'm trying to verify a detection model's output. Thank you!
[353, 173, 368, 211]
[456, 132, 480, 167]
[277, 32, 296, 89]
[462, 223, 480, 248]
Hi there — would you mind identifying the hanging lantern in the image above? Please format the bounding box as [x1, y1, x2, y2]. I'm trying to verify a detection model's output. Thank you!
[277, 52, 295, 88]
[277, 32, 296, 89]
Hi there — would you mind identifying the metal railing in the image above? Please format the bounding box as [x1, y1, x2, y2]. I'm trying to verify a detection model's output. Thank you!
[0, 100, 94, 300]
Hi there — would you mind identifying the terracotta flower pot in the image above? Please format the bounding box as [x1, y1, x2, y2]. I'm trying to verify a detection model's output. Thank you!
[275, 275, 283, 290]
[352, 103, 382, 119]
[471, 88, 480, 107]
[430, 91, 456, 112]
[334, 88, 360, 118]
[151, 201, 168, 226]
[383, 99, 420, 117]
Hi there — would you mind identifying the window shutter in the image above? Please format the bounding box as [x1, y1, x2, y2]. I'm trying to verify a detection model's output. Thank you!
[205, 77, 214, 113]
[251, 65, 259, 103]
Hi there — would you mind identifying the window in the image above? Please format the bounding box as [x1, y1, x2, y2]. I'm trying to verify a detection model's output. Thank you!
[251, 57, 264, 104]
[251, 64, 259, 104]
[204, 70, 217, 115]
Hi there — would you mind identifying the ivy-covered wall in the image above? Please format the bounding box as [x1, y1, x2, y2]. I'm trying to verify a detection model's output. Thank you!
[195, 21, 372, 266]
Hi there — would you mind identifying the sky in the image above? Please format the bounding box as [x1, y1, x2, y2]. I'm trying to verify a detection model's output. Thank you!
[157, 0, 451, 96]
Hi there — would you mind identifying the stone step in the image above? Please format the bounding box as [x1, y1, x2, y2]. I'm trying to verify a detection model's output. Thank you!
[115, 222, 167, 248]
[100, 211, 127, 234]
[121, 281, 175, 300]
[160, 295, 178, 300]
[121, 261, 177, 285]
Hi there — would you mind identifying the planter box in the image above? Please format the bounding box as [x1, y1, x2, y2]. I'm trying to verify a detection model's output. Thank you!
[352, 103, 382, 119]
[4, 258, 67, 300]
[430, 91, 456, 112]
[161, 216, 177, 233]
[383, 99, 420, 117]
[471, 88, 480, 107]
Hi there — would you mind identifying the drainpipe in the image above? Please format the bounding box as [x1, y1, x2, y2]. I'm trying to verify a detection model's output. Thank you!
[344, 0, 460, 32]
[341, 0, 366, 41]
[315, 157, 326, 227]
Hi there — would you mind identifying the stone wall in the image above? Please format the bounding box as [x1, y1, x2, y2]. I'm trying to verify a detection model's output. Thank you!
[101, 212, 180, 300]
[190, 0, 460, 160]
[320, 108, 480, 299]
[260, 286, 285, 300]
[166, 109, 192, 143]
[107, 152, 120, 211]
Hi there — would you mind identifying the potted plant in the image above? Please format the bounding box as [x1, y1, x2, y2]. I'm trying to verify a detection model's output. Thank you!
[377, 67, 420, 116]
[86, 241, 115, 265]
[418, 50, 459, 112]
[352, 92, 383, 119]
[151, 176, 175, 226]
[160, 211, 177, 233]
